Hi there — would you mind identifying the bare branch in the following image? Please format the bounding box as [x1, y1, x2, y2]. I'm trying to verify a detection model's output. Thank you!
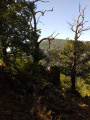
[78, 21, 88, 27]
[79, 0, 80, 13]
[77, 32, 82, 39]
[68, 0, 89, 40]
[36, 14, 42, 24]
[38, 32, 60, 45]
[33, 0, 49, 3]
[36, 8, 53, 25]
[38, 20, 45, 25]
[30, 15, 33, 32]
[77, 26, 90, 39]
[35, 8, 53, 15]
[81, 27, 90, 32]
[49, 31, 56, 38]
[53, 33, 60, 39]
[68, 22, 75, 32]
[36, 8, 53, 24]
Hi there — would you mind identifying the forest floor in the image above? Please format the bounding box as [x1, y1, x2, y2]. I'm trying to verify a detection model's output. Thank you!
[0, 76, 90, 120]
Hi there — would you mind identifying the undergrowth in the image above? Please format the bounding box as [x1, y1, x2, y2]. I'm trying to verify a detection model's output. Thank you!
[60, 74, 90, 97]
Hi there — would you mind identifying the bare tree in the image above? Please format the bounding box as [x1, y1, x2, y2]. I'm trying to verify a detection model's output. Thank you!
[68, 0, 90, 91]
[30, 0, 59, 63]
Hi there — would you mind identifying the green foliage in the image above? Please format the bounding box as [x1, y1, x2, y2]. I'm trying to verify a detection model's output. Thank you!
[47, 66, 60, 86]
[48, 40, 90, 79]
[46, 49, 61, 66]
[0, 0, 90, 99]
[60, 74, 90, 97]
[31, 48, 47, 62]
[60, 74, 71, 91]
[76, 78, 90, 97]
[0, 0, 35, 65]
[45, 39, 90, 93]
[3, 58, 41, 89]
[42, 39, 90, 79]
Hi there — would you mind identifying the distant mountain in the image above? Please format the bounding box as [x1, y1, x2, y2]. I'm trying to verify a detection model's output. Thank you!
[40, 39, 90, 52]
[40, 39, 66, 51]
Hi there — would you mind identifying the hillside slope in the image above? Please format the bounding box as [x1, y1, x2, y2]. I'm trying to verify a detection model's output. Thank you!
[40, 39, 66, 51]
[40, 39, 90, 52]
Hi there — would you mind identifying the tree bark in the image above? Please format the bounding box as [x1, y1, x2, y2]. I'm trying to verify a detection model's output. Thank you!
[1, 39, 8, 66]
[71, 42, 77, 91]
[33, 42, 40, 63]
[71, 61, 76, 91]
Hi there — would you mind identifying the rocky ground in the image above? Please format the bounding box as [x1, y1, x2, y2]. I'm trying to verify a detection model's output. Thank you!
[0, 81, 90, 120]
[0, 73, 90, 120]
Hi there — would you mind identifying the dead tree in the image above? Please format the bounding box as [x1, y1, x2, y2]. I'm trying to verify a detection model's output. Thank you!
[68, 0, 90, 91]
[30, 0, 59, 63]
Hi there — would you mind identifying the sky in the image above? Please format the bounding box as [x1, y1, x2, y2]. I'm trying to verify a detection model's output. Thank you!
[36, 0, 90, 41]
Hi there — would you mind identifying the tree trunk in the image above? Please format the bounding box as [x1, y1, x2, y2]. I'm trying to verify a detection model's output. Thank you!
[70, 30, 77, 92]
[1, 39, 8, 66]
[71, 49, 76, 92]
[33, 42, 40, 63]
[71, 72, 76, 91]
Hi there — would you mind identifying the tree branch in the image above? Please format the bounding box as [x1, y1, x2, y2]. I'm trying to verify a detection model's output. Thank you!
[33, 0, 49, 3]
[68, 0, 89, 40]
[38, 33, 60, 45]
[36, 8, 53, 24]
[68, 22, 76, 32]
[35, 8, 53, 15]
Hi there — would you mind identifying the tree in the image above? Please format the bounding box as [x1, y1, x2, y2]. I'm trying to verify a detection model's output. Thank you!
[0, 0, 14, 65]
[29, 0, 59, 63]
[0, 0, 59, 65]
[61, 40, 90, 73]
[68, 0, 90, 91]
[60, 40, 90, 91]
[46, 39, 90, 90]
[0, 0, 35, 65]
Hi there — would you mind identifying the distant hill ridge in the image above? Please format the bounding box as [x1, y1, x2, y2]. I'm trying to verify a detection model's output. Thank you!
[40, 39, 90, 51]
[40, 39, 66, 51]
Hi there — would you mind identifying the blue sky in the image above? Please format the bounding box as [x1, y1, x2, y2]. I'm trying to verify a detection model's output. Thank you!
[36, 0, 90, 41]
